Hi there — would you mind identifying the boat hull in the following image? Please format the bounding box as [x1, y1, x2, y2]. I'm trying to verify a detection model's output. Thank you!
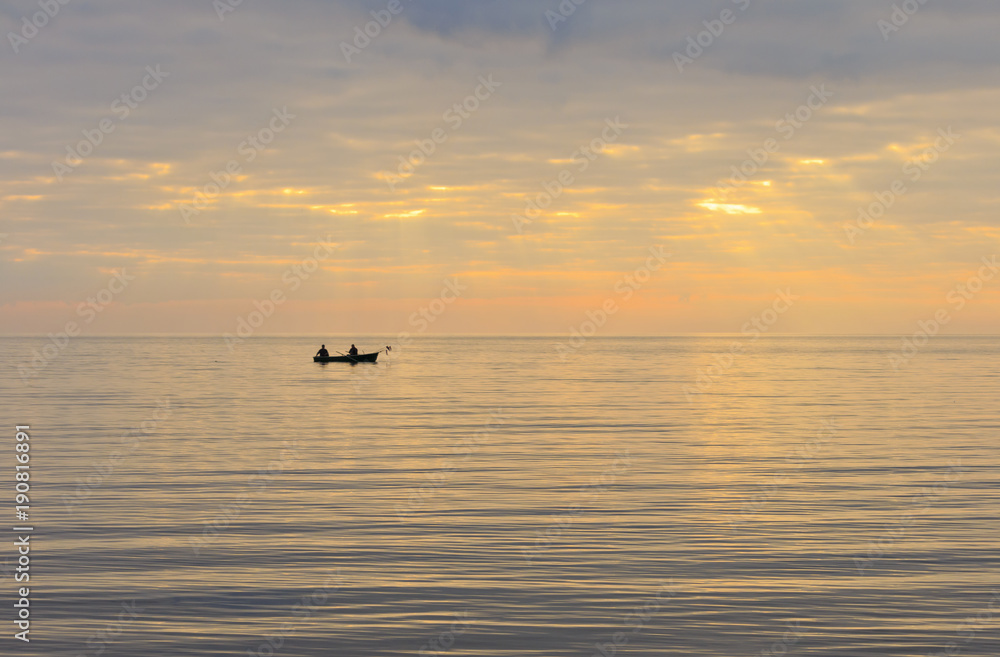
[314, 352, 379, 363]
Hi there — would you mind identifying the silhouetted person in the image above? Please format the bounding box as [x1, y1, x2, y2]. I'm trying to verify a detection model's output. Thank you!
[316, 345, 329, 358]
[348, 344, 358, 356]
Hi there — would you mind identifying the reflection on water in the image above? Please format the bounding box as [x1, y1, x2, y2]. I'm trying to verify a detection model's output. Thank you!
[2, 336, 998, 656]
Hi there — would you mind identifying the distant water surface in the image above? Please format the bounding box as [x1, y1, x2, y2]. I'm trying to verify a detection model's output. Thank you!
[2, 336, 998, 656]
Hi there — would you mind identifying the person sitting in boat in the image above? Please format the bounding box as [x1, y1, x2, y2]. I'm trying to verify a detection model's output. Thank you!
[316, 345, 329, 358]
[348, 344, 358, 356]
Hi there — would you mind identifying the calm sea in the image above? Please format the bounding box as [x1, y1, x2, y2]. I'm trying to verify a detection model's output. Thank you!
[2, 336, 998, 656]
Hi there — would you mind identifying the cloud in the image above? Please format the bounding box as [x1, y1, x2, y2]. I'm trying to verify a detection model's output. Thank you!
[2, 0, 1000, 332]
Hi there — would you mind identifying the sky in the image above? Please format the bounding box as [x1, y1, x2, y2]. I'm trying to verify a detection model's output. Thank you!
[2, 0, 999, 335]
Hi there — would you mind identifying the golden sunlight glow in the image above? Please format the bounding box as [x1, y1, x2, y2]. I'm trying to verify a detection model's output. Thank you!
[602, 144, 640, 156]
[698, 202, 763, 215]
[5, 6, 997, 339]
[108, 173, 152, 181]
[382, 209, 427, 219]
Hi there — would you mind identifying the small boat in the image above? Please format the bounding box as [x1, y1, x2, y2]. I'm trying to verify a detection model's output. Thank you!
[314, 352, 379, 363]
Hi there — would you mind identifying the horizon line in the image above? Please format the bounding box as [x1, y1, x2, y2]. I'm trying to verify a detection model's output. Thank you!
[2, 333, 999, 338]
